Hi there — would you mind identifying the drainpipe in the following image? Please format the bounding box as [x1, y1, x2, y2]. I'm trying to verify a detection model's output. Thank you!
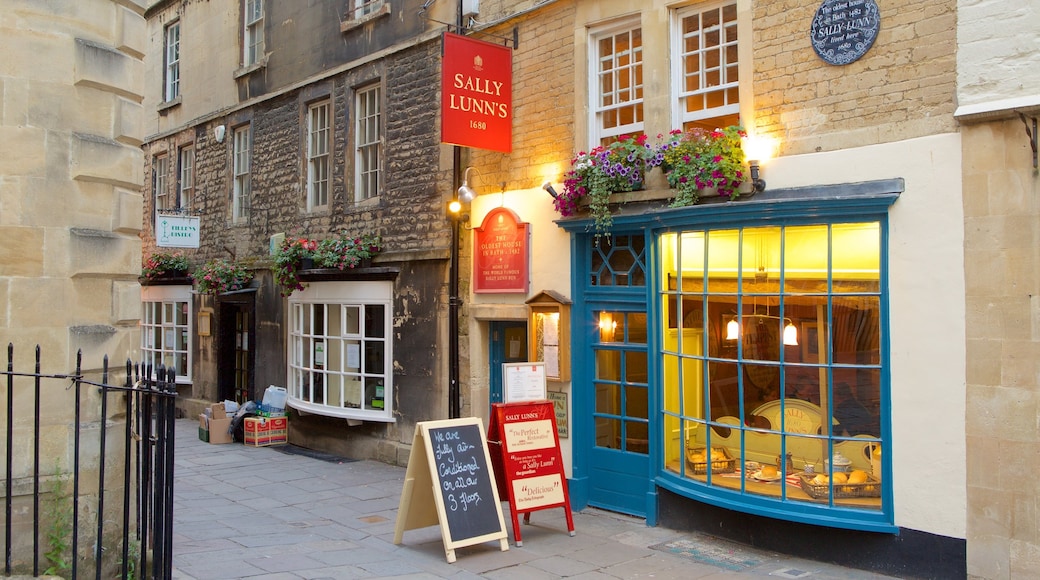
[449, 146, 461, 419]
[447, 1, 464, 420]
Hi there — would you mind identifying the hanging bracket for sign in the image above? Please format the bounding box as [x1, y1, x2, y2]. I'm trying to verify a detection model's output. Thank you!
[393, 417, 509, 563]
[418, 8, 519, 49]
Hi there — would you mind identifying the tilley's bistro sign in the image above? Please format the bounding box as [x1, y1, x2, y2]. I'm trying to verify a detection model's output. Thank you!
[156, 213, 200, 249]
[441, 32, 512, 153]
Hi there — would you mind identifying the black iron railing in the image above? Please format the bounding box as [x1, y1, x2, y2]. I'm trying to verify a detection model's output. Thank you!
[2, 344, 177, 579]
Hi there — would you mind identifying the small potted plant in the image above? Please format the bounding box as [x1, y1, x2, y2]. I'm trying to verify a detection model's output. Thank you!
[273, 237, 318, 296]
[141, 251, 191, 281]
[553, 134, 660, 236]
[192, 259, 254, 295]
[656, 126, 747, 207]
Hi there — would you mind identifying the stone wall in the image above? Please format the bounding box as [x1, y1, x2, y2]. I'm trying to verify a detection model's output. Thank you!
[1, 0, 145, 364]
[0, 0, 147, 573]
[754, 0, 958, 155]
[963, 120, 1040, 579]
[142, 36, 452, 463]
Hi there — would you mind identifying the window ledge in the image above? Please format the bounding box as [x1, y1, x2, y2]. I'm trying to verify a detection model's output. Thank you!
[139, 275, 193, 287]
[297, 265, 400, 283]
[234, 58, 268, 79]
[288, 397, 395, 423]
[340, 3, 391, 33]
[157, 96, 182, 114]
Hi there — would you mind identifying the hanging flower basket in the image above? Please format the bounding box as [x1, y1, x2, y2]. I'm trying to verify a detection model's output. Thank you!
[656, 125, 748, 207]
[553, 134, 660, 236]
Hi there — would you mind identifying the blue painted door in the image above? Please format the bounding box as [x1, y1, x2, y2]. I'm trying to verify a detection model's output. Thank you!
[578, 233, 653, 517]
[489, 321, 527, 408]
[588, 308, 650, 516]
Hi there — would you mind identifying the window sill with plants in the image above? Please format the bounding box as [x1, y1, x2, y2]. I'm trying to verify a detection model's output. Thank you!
[552, 126, 756, 236]
[140, 251, 192, 286]
[273, 232, 384, 297]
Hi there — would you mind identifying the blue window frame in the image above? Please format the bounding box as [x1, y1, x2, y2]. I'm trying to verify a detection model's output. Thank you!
[561, 181, 900, 532]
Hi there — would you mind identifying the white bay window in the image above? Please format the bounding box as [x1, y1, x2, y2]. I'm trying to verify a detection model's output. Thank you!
[288, 281, 393, 421]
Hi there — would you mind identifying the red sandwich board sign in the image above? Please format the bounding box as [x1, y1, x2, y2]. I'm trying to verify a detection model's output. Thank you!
[487, 401, 574, 546]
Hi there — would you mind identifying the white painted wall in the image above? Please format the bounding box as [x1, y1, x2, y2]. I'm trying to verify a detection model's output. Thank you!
[764, 132, 967, 538]
[957, 0, 1040, 110]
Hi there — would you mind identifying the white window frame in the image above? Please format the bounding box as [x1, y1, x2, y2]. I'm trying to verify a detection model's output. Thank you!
[307, 101, 331, 210]
[232, 125, 251, 223]
[355, 84, 382, 201]
[287, 281, 394, 422]
[178, 145, 194, 212]
[352, 0, 386, 20]
[165, 21, 180, 101]
[244, 0, 264, 66]
[671, 1, 741, 131]
[141, 285, 193, 383]
[588, 18, 644, 146]
[154, 154, 170, 211]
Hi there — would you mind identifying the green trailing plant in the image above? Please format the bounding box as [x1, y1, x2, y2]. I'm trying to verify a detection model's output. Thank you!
[273, 237, 318, 296]
[275, 233, 383, 296]
[554, 134, 659, 236]
[141, 251, 190, 280]
[43, 467, 72, 578]
[656, 125, 748, 207]
[192, 258, 254, 295]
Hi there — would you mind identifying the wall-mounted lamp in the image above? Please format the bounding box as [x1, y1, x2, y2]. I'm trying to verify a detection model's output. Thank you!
[458, 166, 478, 203]
[447, 199, 469, 222]
[214, 125, 226, 143]
[542, 181, 560, 199]
[748, 160, 767, 193]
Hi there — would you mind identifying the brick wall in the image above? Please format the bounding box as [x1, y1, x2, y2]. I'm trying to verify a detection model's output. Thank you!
[755, 0, 957, 155]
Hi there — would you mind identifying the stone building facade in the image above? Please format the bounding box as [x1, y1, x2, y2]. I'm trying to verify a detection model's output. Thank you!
[137, 0, 1039, 577]
[1, 0, 145, 370]
[955, 1, 1040, 578]
[0, 0, 147, 571]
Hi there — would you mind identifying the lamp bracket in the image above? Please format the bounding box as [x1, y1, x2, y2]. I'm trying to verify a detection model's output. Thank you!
[1018, 112, 1038, 169]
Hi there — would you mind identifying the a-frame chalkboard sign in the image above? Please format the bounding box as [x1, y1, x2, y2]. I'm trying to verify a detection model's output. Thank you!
[393, 417, 509, 563]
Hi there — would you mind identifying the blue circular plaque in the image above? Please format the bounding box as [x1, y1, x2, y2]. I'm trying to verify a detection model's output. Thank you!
[810, 0, 880, 66]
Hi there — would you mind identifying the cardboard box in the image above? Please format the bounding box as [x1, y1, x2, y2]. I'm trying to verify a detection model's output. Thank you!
[210, 402, 227, 419]
[208, 417, 232, 444]
[199, 413, 210, 442]
[244, 416, 288, 447]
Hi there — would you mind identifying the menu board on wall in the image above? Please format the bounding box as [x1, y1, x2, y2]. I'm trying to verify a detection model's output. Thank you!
[502, 363, 546, 403]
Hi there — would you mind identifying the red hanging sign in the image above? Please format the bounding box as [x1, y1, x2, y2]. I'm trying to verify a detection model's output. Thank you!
[488, 401, 574, 546]
[474, 207, 529, 294]
[441, 32, 513, 153]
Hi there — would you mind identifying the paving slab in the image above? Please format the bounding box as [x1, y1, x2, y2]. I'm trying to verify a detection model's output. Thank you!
[172, 419, 899, 579]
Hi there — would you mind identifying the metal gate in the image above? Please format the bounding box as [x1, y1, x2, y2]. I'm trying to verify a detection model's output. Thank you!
[2, 345, 177, 579]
